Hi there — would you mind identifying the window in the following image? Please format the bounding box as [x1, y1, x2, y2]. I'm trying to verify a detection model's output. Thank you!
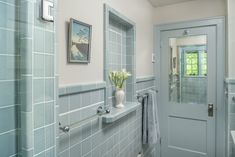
[182, 46, 207, 77]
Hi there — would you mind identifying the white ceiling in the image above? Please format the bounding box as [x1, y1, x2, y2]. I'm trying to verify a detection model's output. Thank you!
[148, 0, 199, 7]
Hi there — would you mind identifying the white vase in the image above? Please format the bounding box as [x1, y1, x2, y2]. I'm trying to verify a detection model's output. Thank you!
[115, 89, 125, 108]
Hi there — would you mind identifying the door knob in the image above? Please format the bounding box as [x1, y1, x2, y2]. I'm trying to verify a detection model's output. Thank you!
[208, 104, 213, 117]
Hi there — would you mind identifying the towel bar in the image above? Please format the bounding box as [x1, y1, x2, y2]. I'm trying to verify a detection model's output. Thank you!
[59, 106, 108, 133]
[137, 90, 158, 102]
[59, 114, 100, 133]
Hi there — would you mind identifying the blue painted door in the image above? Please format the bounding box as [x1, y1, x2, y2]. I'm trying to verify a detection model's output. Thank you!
[160, 26, 216, 157]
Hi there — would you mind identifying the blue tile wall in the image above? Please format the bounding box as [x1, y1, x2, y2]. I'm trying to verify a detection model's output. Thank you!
[19, 0, 57, 156]
[58, 77, 158, 157]
[226, 79, 235, 157]
[0, 0, 20, 157]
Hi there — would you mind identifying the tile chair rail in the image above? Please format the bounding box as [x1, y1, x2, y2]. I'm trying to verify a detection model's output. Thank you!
[59, 106, 109, 133]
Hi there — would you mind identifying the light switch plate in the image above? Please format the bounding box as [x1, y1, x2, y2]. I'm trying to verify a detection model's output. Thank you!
[152, 53, 156, 63]
[41, 0, 54, 22]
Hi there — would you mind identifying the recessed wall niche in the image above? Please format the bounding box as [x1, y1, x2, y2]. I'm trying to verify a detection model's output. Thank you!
[104, 4, 136, 109]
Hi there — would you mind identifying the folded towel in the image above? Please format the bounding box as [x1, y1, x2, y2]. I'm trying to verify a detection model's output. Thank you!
[142, 90, 160, 145]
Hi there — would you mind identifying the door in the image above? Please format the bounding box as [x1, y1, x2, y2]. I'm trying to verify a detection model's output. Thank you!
[160, 26, 217, 157]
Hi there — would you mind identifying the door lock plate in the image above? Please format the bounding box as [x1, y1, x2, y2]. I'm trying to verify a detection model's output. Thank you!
[208, 104, 213, 117]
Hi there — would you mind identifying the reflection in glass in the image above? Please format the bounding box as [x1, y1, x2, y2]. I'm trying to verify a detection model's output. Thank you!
[169, 35, 207, 104]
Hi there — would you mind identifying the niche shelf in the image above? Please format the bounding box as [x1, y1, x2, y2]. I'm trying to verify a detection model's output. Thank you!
[104, 4, 137, 115]
[102, 102, 140, 123]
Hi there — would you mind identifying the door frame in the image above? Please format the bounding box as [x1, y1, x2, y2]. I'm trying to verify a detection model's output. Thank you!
[154, 16, 226, 157]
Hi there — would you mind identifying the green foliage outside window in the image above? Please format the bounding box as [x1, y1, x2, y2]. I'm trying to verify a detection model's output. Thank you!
[185, 52, 198, 76]
[184, 50, 207, 77]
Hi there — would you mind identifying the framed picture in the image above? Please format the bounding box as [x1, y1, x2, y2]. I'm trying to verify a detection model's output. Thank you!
[68, 18, 92, 63]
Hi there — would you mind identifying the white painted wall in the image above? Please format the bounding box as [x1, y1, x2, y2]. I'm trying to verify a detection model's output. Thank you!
[154, 0, 226, 24]
[227, 0, 235, 78]
[57, 0, 154, 85]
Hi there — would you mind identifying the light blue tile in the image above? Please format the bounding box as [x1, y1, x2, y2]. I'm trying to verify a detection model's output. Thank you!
[45, 125, 55, 148]
[0, 3, 16, 30]
[34, 128, 45, 154]
[81, 138, 92, 156]
[34, 28, 44, 52]
[45, 79, 54, 101]
[20, 38, 32, 74]
[33, 79, 44, 104]
[45, 102, 54, 125]
[34, 53, 44, 77]
[0, 29, 17, 54]
[21, 112, 33, 149]
[69, 94, 81, 110]
[0, 106, 16, 134]
[0, 130, 17, 157]
[59, 96, 69, 114]
[45, 31, 54, 54]
[58, 149, 69, 157]
[59, 133, 69, 153]
[70, 143, 81, 157]
[81, 92, 91, 108]
[45, 147, 55, 157]
[45, 55, 54, 77]
[34, 103, 44, 129]
[69, 126, 82, 146]
[0, 81, 16, 107]
[20, 75, 32, 112]
[35, 152, 45, 157]
[82, 122, 92, 140]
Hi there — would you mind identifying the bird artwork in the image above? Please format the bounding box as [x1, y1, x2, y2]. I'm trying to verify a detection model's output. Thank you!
[69, 19, 91, 63]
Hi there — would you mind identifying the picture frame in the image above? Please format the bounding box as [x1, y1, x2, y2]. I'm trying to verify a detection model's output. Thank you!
[68, 18, 92, 63]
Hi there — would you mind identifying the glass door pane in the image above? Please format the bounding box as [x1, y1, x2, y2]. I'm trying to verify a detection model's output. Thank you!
[169, 35, 208, 104]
